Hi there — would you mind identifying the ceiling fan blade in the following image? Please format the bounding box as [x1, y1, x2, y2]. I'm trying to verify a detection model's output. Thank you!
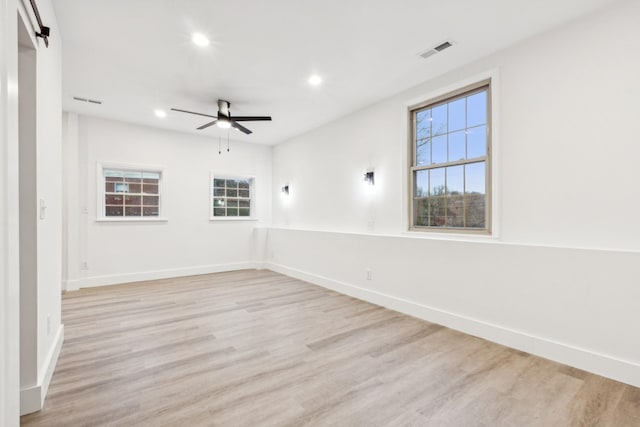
[197, 120, 218, 130]
[231, 121, 252, 135]
[171, 108, 217, 119]
[230, 116, 272, 122]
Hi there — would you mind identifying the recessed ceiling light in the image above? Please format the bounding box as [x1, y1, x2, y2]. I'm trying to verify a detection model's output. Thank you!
[154, 109, 167, 118]
[191, 33, 210, 47]
[308, 74, 322, 86]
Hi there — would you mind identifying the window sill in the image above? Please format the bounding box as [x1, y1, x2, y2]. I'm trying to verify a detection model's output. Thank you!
[209, 217, 258, 222]
[96, 217, 168, 223]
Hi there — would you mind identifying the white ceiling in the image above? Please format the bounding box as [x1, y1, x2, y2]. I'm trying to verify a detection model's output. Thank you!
[53, 0, 620, 145]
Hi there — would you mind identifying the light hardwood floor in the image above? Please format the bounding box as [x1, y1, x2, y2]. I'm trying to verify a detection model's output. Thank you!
[21, 269, 640, 426]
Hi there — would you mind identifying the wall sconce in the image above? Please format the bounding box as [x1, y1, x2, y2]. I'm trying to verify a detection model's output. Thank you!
[281, 185, 290, 195]
[363, 171, 375, 186]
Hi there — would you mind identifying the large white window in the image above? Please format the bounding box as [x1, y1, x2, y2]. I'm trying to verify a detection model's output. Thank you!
[211, 175, 254, 219]
[98, 164, 164, 220]
[409, 79, 491, 233]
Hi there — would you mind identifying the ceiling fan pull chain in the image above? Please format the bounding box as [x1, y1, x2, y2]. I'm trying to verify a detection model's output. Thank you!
[218, 136, 222, 155]
[227, 132, 230, 152]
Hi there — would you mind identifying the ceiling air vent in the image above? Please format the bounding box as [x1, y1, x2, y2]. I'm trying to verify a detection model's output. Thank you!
[419, 39, 455, 59]
[434, 41, 452, 51]
[73, 96, 102, 105]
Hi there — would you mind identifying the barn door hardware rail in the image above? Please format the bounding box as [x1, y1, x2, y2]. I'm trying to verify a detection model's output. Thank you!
[29, 0, 51, 47]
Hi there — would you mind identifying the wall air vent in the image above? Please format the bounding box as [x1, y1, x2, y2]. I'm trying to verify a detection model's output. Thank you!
[73, 96, 102, 105]
[419, 39, 455, 59]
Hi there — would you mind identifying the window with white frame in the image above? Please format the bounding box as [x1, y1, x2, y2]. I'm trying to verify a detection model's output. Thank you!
[100, 167, 162, 218]
[211, 176, 253, 218]
[410, 79, 491, 232]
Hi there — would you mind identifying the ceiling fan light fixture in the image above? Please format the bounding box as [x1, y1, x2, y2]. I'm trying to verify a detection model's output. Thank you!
[216, 119, 231, 129]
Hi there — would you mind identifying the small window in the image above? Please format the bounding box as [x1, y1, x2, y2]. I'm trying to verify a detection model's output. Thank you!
[211, 175, 254, 219]
[409, 80, 491, 233]
[99, 166, 163, 219]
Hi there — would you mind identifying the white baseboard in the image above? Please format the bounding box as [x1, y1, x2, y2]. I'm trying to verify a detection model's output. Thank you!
[265, 262, 640, 389]
[20, 324, 64, 415]
[65, 262, 259, 291]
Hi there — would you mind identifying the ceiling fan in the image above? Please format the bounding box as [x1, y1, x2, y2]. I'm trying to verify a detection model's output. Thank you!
[171, 100, 271, 135]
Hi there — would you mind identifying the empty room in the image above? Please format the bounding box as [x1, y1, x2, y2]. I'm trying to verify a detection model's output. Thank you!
[1, 0, 639, 425]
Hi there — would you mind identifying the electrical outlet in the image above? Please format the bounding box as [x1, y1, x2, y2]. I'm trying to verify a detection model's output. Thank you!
[367, 220, 375, 232]
[366, 269, 372, 280]
[80, 261, 88, 270]
[47, 314, 51, 336]
[270, 251, 276, 260]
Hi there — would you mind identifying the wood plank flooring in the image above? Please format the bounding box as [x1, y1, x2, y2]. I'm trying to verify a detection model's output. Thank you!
[21, 269, 640, 426]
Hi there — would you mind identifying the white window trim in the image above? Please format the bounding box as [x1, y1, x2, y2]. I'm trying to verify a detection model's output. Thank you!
[401, 68, 501, 240]
[209, 172, 257, 221]
[96, 162, 168, 222]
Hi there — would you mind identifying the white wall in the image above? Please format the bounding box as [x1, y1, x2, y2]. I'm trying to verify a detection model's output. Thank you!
[0, 0, 22, 422]
[1, 0, 63, 423]
[63, 115, 272, 289]
[269, 0, 640, 387]
[18, 20, 38, 392]
[33, 2, 63, 399]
